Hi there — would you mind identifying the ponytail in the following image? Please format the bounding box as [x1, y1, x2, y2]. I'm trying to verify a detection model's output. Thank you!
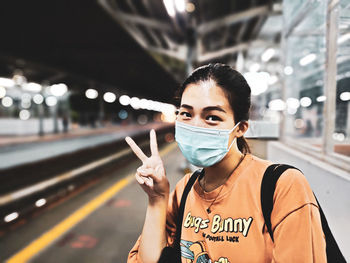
[237, 136, 251, 154]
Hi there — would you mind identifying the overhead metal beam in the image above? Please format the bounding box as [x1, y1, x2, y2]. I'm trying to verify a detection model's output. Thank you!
[251, 15, 268, 39]
[98, 0, 172, 32]
[283, 0, 315, 38]
[236, 21, 249, 42]
[197, 5, 271, 35]
[148, 46, 186, 61]
[116, 11, 172, 31]
[198, 42, 250, 63]
[98, 0, 150, 49]
[197, 39, 272, 63]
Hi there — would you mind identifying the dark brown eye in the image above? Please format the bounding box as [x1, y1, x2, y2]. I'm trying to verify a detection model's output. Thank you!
[180, 112, 191, 118]
[207, 115, 222, 122]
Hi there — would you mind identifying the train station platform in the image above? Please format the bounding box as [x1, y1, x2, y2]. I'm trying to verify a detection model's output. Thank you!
[0, 123, 170, 170]
[1, 140, 349, 262]
[0, 141, 184, 262]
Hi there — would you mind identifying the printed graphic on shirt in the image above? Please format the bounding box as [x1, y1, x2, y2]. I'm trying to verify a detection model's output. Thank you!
[180, 239, 230, 263]
[183, 212, 253, 237]
[180, 213, 253, 263]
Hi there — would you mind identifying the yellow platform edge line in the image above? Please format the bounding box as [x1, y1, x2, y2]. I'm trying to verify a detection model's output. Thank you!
[6, 142, 177, 263]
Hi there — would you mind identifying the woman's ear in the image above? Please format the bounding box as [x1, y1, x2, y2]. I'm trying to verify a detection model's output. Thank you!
[237, 121, 249, 137]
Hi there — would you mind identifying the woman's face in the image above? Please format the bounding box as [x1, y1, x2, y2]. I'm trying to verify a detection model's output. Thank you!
[177, 79, 236, 130]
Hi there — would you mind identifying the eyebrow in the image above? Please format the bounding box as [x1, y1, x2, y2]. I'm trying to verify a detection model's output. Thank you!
[180, 104, 226, 113]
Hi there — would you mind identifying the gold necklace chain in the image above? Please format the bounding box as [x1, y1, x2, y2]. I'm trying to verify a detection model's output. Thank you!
[202, 153, 246, 214]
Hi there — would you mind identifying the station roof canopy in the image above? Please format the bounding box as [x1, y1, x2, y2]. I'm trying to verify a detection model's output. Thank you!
[0, 0, 281, 104]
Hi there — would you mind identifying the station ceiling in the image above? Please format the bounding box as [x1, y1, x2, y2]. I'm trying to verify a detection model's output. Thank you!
[0, 0, 281, 104]
[0, 0, 178, 103]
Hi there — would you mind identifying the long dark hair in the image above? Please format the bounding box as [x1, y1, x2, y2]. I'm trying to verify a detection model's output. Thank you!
[175, 63, 251, 154]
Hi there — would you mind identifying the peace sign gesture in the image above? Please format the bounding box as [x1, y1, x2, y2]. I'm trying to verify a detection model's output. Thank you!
[125, 129, 169, 201]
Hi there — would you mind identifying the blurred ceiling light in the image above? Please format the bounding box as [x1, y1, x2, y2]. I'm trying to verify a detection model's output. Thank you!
[103, 92, 116, 103]
[175, 0, 185, 12]
[152, 101, 162, 112]
[161, 103, 175, 113]
[244, 72, 268, 96]
[85, 88, 98, 99]
[21, 93, 31, 102]
[35, 198, 47, 207]
[24, 82, 42, 92]
[33, 94, 44, 104]
[286, 98, 300, 109]
[45, 96, 58, 107]
[137, 114, 148, 125]
[261, 48, 275, 62]
[161, 104, 177, 123]
[300, 97, 312, 107]
[0, 77, 15, 88]
[268, 75, 278, 85]
[19, 109, 31, 120]
[0, 86, 6, 98]
[163, 0, 176, 17]
[118, 109, 128, 120]
[287, 107, 298, 115]
[249, 63, 260, 72]
[21, 101, 31, 109]
[236, 52, 244, 72]
[146, 100, 155, 111]
[50, 83, 68, 97]
[268, 99, 286, 111]
[333, 132, 345, 142]
[284, 66, 293, 75]
[4, 212, 18, 223]
[1, 96, 13, 107]
[130, 97, 141, 109]
[139, 98, 150, 109]
[186, 2, 195, 12]
[299, 53, 316, 66]
[316, 95, 326, 102]
[340, 91, 350, 101]
[338, 32, 350, 44]
[119, 95, 131, 106]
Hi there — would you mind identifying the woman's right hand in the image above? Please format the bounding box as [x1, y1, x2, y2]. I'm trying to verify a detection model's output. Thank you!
[125, 129, 169, 203]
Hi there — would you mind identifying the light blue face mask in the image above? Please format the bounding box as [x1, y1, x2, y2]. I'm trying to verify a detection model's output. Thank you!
[175, 120, 241, 167]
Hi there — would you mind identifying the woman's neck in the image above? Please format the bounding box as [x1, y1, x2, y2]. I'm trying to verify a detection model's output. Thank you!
[201, 149, 245, 192]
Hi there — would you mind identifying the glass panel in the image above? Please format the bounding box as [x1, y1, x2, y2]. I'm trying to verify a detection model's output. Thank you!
[283, 0, 327, 149]
[335, 0, 350, 157]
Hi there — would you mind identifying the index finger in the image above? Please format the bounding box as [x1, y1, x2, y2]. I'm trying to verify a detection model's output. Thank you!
[150, 129, 159, 156]
[125, 136, 148, 162]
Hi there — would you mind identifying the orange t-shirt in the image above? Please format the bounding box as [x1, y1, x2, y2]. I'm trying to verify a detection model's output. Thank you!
[128, 153, 327, 263]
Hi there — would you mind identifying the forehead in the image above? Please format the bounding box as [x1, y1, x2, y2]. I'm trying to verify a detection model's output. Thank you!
[181, 79, 231, 110]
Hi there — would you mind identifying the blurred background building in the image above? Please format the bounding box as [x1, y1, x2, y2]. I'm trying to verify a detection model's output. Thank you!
[0, 0, 349, 262]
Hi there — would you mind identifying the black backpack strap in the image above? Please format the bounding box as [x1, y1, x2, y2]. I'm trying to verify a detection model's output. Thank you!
[261, 164, 346, 262]
[313, 194, 347, 262]
[260, 164, 299, 241]
[173, 169, 202, 257]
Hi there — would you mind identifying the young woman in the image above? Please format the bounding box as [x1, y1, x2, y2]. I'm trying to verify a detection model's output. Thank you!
[126, 63, 326, 263]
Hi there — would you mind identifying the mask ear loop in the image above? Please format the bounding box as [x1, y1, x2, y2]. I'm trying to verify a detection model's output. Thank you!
[227, 121, 241, 151]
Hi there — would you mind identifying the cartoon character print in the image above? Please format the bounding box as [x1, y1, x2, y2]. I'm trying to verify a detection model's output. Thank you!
[180, 240, 230, 263]
[180, 240, 211, 263]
